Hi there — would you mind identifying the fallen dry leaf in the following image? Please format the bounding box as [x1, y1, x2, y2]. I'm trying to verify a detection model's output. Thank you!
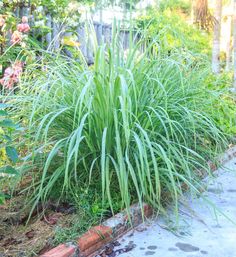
[25, 229, 35, 239]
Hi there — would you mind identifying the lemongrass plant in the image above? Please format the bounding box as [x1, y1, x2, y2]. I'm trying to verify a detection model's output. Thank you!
[8, 29, 228, 216]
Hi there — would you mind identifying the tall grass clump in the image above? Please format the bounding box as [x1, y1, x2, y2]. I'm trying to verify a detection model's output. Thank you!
[9, 34, 228, 215]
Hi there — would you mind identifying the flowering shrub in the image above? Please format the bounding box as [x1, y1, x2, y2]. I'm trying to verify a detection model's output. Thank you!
[0, 15, 30, 90]
[0, 61, 24, 89]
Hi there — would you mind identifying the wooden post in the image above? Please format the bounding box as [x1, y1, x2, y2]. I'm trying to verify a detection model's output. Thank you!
[19, 5, 24, 17]
[45, 13, 52, 48]
[52, 20, 60, 50]
[97, 23, 102, 45]
[77, 25, 87, 60]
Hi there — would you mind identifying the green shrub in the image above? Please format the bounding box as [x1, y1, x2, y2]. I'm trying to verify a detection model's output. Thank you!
[205, 73, 236, 136]
[160, 0, 191, 14]
[0, 103, 19, 204]
[136, 8, 211, 56]
[10, 35, 229, 215]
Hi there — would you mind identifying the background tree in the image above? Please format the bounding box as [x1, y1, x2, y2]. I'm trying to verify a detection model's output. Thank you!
[225, 14, 232, 71]
[212, 0, 223, 73]
[194, 0, 214, 30]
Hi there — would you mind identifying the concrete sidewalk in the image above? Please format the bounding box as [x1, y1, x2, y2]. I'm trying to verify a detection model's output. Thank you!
[113, 157, 236, 257]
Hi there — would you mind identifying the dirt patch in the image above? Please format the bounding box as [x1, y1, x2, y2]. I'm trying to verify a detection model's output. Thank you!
[0, 195, 77, 257]
[0, 218, 54, 256]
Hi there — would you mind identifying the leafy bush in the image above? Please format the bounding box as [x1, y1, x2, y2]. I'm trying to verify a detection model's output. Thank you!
[205, 73, 236, 136]
[0, 103, 19, 204]
[10, 34, 230, 215]
[136, 8, 211, 56]
[160, 0, 191, 14]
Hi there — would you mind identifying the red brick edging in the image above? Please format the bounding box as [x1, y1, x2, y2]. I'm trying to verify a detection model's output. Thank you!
[40, 203, 153, 257]
[41, 146, 236, 257]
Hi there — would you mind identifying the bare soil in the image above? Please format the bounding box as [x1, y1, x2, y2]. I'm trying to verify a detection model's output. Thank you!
[0, 195, 76, 257]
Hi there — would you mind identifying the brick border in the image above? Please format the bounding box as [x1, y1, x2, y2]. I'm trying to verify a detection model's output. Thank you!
[40, 202, 152, 257]
[41, 146, 236, 257]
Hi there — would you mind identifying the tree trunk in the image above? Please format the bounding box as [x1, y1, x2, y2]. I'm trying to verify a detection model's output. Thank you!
[212, 0, 222, 74]
[191, 0, 195, 24]
[194, 0, 213, 30]
[234, 0, 236, 87]
[225, 15, 232, 72]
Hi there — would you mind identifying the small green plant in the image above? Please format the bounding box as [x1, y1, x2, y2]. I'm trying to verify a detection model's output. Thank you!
[53, 186, 120, 245]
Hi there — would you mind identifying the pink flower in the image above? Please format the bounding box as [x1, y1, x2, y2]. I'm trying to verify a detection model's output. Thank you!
[4, 67, 14, 77]
[0, 62, 24, 89]
[0, 17, 5, 27]
[12, 61, 23, 76]
[21, 16, 28, 24]
[17, 16, 30, 33]
[17, 23, 30, 33]
[0, 74, 15, 89]
[11, 30, 23, 44]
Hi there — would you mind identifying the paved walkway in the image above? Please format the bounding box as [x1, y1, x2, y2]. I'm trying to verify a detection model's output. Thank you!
[114, 157, 236, 257]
